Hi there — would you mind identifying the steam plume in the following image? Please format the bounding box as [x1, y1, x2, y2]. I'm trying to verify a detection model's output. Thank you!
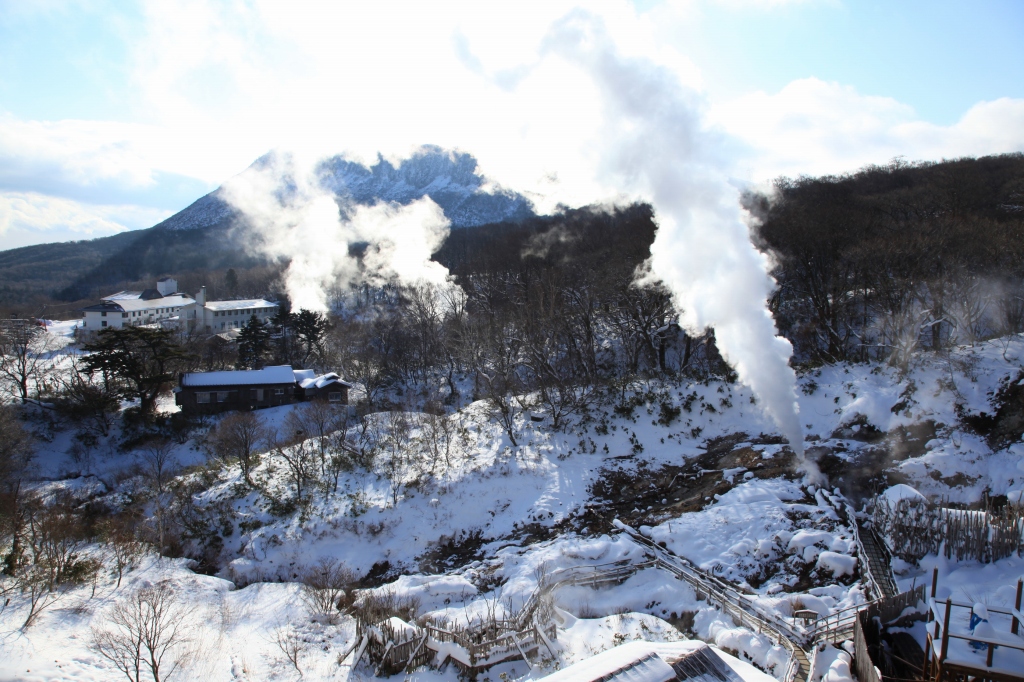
[544, 12, 818, 479]
[211, 7, 818, 479]
[221, 151, 452, 311]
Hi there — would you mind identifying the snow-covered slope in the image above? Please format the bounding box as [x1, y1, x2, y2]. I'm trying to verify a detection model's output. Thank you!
[8, 335, 1024, 681]
[155, 145, 534, 233]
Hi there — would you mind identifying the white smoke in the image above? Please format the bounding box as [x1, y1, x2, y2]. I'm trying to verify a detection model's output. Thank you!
[206, 4, 818, 479]
[220, 151, 452, 311]
[540, 11, 817, 478]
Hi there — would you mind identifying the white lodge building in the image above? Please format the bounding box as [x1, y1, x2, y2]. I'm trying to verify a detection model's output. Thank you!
[183, 286, 279, 331]
[81, 278, 193, 330]
[80, 279, 279, 332]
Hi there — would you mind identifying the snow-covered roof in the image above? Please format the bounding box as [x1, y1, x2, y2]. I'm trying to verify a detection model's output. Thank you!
[293, 369, 316, 382]
[540, 644, 676, 682]
[181, 365, 296, 387]
[113, 295, 193, 312]
[203, 299, 278, 311]
[296, 371, 353, 389]
[85, 295, 193, 313]
[540, 643, 752, 682]
[102, 290, 143, 301]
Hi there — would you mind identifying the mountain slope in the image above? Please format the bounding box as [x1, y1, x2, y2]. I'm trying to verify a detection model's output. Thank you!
[1, 146, 535, 307]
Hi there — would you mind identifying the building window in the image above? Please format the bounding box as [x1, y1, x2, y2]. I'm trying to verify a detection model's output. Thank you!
[252, 388, 265, 400]
[101, 312, 107, 317]
[122, 313, 128, 318]
[274, 388, 284, 396]
[197, 392, 211, 404]
[328, 392, 342, 403]
[217, 391, 231, 402]
[101, 321, 107, 327]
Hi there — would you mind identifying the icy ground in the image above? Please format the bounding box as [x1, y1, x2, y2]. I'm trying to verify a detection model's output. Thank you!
[4, 334, 1024, 680]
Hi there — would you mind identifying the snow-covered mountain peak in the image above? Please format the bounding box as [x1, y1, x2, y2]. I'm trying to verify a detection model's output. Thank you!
[155, 145, 534, 233]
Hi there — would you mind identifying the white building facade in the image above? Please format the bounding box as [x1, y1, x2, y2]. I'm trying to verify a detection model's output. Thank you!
[181, 286, 279, 332]
[81, 278, 193, 330]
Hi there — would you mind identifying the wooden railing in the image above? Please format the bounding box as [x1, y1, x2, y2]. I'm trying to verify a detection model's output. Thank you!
[358, 558, 649, 675]
[359, 517, 906, 680]
[924, 584, 1024, 681]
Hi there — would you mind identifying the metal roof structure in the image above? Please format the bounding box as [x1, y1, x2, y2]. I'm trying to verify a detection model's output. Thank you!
[180, 365, 297, 387]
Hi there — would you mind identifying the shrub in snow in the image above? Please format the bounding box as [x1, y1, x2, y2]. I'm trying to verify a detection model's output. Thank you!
[300, 557, 356, 624]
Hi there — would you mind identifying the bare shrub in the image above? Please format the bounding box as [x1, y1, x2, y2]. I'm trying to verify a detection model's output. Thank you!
[300, 557, 356, 624]
[273, 625, 307, 674]
[206, 411, 267, 487]
[352, 588, 419, 628]
[99, 514, 147, 587]
[91, 582, 193, 682]
[16, 496, 99, 628]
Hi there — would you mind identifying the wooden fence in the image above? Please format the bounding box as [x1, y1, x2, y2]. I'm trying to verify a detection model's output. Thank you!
[357, 559, 644, 675]
[872, 496, 1024, 563]
[853, 585, 927, 682]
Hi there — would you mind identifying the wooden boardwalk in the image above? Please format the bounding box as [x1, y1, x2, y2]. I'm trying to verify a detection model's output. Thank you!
[856, 518, 899, 599]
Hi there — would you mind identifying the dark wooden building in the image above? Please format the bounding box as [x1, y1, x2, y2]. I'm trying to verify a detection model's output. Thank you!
[175, 365, 301, 415]
[175, 365, 353, 415]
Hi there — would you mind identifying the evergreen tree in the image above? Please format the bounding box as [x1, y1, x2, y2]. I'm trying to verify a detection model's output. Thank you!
[225, 267, 239, 295]
[292, 309, 331, 367]
[236, 315, 271, 370]
[82, 327, 188, 414]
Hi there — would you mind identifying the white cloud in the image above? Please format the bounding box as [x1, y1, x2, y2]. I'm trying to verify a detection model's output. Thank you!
[3, 1, 1023, 249]
[0, 190, 169, 249]
[712, 78, 1024, 181]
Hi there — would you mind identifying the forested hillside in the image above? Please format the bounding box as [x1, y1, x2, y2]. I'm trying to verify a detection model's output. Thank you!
[751, 153, 1024, 365]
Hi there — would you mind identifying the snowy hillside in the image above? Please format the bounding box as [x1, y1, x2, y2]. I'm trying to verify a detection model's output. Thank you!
[155, 146, 534, 234]
[4, 331, 1024, 681]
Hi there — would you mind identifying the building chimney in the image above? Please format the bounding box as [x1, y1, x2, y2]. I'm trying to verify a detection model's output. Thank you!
[196, 286, 207, 305]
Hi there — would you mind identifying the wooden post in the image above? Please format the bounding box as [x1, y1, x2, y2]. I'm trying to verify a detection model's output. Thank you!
[986, 642, 995, 668]
[931, 567, 939, 599]
[1014, 578, 1023, 635]
[940, 600, 952, 661]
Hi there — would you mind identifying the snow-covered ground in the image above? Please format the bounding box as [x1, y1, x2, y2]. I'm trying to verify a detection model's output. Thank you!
[4, 335, 1024, 680]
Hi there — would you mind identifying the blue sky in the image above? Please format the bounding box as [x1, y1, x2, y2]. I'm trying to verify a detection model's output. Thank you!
[0, 0, 1022, 250]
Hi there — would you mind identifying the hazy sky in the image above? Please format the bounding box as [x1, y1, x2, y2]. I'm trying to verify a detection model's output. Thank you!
[0, 0, 1022, 249]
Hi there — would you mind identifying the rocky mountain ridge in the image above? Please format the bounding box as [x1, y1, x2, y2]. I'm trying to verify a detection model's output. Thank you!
[155, 145, 534, 233]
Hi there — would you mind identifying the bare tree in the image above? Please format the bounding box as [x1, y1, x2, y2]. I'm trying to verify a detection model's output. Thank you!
[285, 400, 346, 490]
[91, 583, 193, 682]
[16, 496, 97, 628]
[138, 440, 178, 556]
[16, 560, 71, 628]
[418, 403, 467, 477]
[0, 405, 35, 576]
[300, 558, 356, 624]
[269, 430, 317, 502]
[376, 411, 413, 507]
[0, 327, 59, 404]
[474, 319, 526, 446]
[206, 411, 267, 487]
[49, 356, 119, 439]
